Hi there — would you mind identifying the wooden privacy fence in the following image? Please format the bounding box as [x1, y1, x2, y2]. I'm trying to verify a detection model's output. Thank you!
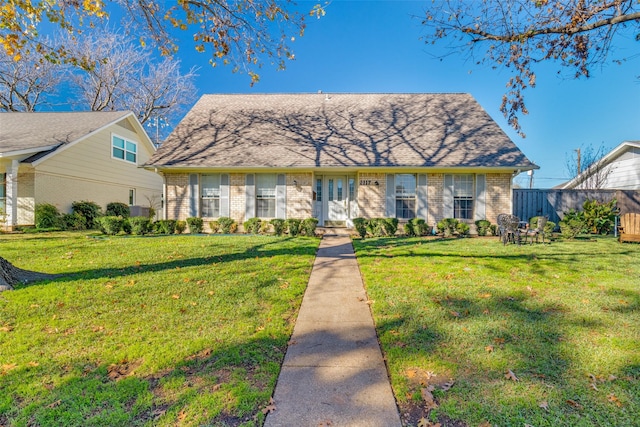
[512, 189, 640, 224]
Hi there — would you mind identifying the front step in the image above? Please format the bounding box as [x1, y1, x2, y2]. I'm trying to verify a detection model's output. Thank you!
[323, 220, 347, 228]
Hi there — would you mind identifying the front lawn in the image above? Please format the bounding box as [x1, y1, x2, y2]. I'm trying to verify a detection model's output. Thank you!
[353, 236, 640, 427]
[0, 232, 319, 426]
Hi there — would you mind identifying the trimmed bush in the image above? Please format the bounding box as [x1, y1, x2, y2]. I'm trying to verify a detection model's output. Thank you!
[367, 218, 386, 237]
[270, 219, 286, 236]
[412, 218, 429, 236]
[218, 217, 236, 234]
[61, 212, 87, 230]
[209, 221, 220, 233]
[382, 218, 399, 236]
[175, 220, 187, 234]
[490, 224, 499, 236]
[34, 203, 62, 229]
[286, 218, 302, 237]
[456, 222, 470, 237]
[475, 219, 491, 236]
[582, 198, 619, 234]
[98, 216, 124, 235]
[72, 201, 102, 229]
[404, 220, 417, 237]
[243, 218, 262, 234]
[105, 202, 130, 218]
[186, 217, 204, 234]
[155, 219, 177, 234]
[129, 217, 151, 235]
[302, 218, 319, 236]
[353, 218, 368, 239]
[437, 218, 459, 237]
[260, 220, 272, 234]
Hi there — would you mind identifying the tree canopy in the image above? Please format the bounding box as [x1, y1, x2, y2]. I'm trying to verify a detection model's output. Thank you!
[423, 0, 640, 136]
[0, 0, 307, 84]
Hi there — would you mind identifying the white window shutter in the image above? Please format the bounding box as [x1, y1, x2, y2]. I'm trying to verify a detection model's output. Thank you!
[385, 174, 395, 217]
[220, 174, 230, 217]
[245, 174, 255, 219]
[474, 174, 486, 220]
[417, 174, 428, 219]
[276, 174, 286, 219]
[443, 174, 454, 218]
[189, 174, 199, 217]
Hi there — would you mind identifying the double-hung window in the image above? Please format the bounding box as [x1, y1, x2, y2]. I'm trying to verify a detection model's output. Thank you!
[453, 174, 474, 219]
[395, 174, 416, 219]
[112, 135, 137, 164]
[256, 174, 277, 218]
[201, 174, 221, 217]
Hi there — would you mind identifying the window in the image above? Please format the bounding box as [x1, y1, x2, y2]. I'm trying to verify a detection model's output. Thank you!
[256, 174, 276, 218]
[112, 135, 137, 164]
[328, 179, 334, 202]
[201, 174, 221, 217]
[395, 174, 416, 219]
[453, 174, 474, 219]
[128, 189, 135, 206]
[0, 173, 6, 215]
[349, 178, 356, 201]
[316, 178, 322, 201]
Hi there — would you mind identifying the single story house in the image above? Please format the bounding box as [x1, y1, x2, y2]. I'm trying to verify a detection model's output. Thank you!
[556, 141, 640, 190]
[0, 111, 163, 230]
[145, 93, 538, 229]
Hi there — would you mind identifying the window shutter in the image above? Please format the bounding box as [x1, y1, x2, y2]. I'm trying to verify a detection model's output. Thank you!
[443, 174, 454, 218]
[417, 174, 428, 220]
[385, 174, 395, 218]
[474, 174, 486, 220]
[276, 174, 286, 219]
[245, 174, 255, 219]
[189, 174, 199, 217]
[220, 174, 230, 217]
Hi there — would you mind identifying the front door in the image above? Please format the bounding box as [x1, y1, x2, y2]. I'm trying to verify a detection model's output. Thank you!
[327, 176, 348, 221]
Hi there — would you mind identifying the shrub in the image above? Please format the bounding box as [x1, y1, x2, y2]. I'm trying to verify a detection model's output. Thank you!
[155, 219, 177, 234]
[105, 202, 130, 218]
[61, 212, 87, 230]
[456, 222, 470, 237]
[129, 217, 151, 235]
[382, 218, 399, 236]
[98, 216, 124, 235]
[35, 203, 61, 229]
[175, 220, 187, 234]
[412, 218, 429, 236]
[260, 220, 272, 234]
[404, 220, 416, 237]
[186, 217, 204, 234]
[286, 218, 302, 237]
[559, 209, 585, 239]
[302, 218, 319, 236]
[72, 201, 102, 229]
[367, 218, 386, 237]
[544, 221, 556, 236]
[437, 218, 459, 237]
[353, 218, 368, 239]
[270, 219, 286, 236]
[475, 219, 491, 236]
[218, 217, 236, 234]
[244, 218, 262, 234]
[582, 198, 619, 234]
[489, 224, 499, 236]
[209, 221, 220, 233]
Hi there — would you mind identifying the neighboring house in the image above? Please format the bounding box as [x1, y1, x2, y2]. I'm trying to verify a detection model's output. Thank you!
[145, 93, 537, 229]
[557, 141, 640, 190]
[0, 111, 163, 230]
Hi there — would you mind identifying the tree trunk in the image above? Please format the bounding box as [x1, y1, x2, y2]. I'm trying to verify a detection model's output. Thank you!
[0, 256, 58, 291]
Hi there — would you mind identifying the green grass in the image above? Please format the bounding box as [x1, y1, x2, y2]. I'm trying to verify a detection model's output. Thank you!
[353, 236, 640, 427]
[0, 232, 319, 427]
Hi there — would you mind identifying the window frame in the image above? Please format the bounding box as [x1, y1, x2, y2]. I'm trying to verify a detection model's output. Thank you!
[0, 173, 6, 215]
[201, 174, 222, 218]
[256, 173, 277, 218]
[453, 174, 474, 220]
[111, 133, 138, 164]
[395, 174, 416, 220]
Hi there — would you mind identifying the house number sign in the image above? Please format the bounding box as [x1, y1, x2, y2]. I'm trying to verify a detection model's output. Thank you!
[359, 179, 373, 185]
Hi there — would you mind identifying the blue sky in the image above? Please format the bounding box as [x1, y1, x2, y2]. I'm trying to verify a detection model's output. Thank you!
[118, 1, 638, 188]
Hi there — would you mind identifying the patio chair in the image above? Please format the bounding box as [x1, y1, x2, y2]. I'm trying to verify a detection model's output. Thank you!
[499, 214, 522, 245]
[524, 216, 548, 244]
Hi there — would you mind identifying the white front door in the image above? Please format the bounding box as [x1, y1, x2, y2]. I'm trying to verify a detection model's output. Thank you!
[327, 176, 348, 221]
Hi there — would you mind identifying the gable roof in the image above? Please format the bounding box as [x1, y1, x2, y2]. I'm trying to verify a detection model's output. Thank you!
[146, 93, 537, 171]
[556, 140, 640, 189]
[0, 111, 147, 162]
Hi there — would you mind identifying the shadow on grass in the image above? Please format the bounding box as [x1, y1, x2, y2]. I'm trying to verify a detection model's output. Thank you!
[13, 236, 319, 290]
[0, 335, 289, 427]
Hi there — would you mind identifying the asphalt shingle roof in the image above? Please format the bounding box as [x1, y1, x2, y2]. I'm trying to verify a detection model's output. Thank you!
[0, 111, 131, 158]
[146, 93, 537, 170]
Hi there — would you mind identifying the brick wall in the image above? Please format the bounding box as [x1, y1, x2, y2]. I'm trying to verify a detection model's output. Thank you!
[427, 173, 444, 226]
[229, 173, 245, 223]
[165, 173, 190, 220]
[286, 173, 313, 219]
[485, 173, 512, 223]
[357, 172, 386, 218]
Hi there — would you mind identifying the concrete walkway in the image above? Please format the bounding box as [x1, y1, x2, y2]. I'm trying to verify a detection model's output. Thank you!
[264, 234, 402, 427]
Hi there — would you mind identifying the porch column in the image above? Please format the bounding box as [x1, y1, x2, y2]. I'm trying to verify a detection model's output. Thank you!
[6, 160, 19, 228]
